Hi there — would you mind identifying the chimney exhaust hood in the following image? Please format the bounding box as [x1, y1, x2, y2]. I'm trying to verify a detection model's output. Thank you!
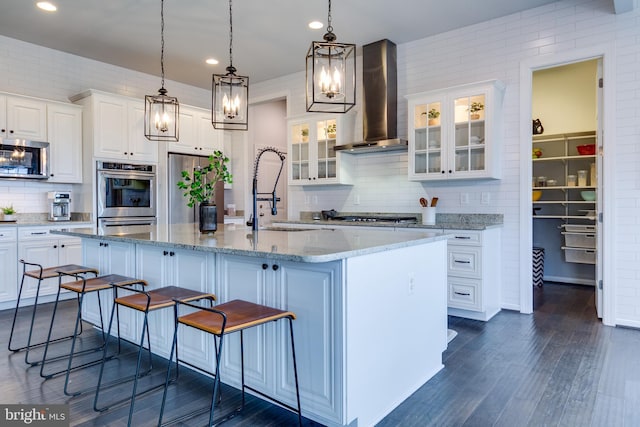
[334, 39, 407, 154]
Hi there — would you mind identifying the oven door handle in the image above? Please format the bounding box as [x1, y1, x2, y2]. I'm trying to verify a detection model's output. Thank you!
[99, 218, 157, 227]
[98, 170, 156, 179]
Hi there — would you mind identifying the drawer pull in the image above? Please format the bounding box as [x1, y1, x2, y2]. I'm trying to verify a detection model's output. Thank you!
[454, 260, 471, 264]
[31, 232, 48, 235]
[454, 291, 471, 296]
[454, 236, 471, 240]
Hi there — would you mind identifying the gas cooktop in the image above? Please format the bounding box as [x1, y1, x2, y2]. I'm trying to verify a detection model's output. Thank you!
[330, 215, 418, 224]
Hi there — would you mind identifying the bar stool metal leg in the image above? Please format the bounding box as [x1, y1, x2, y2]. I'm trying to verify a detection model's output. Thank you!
[93, 285, 215, 426]
[8, 260, 99, 366]
[158, 299, 302, 427]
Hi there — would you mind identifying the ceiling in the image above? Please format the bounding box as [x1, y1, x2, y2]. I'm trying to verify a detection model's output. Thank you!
[0, 0, 564, 89]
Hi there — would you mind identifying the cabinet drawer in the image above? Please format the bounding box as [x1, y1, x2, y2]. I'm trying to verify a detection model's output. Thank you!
[448, 278, 481, 311]
[447, 230, 482, 246]
[0, 227, 17, 241]
[448, 246, 481, 278]
[18, 227, 53, 240]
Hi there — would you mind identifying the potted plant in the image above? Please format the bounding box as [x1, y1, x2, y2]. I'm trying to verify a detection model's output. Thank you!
[469, 101, 484, 120]
[2, 205, 17, 221]
[427, 108, 440, 126]
[325, 123, 337, 139]
[301, 128, 309, 142]
[177, 150, 233, 233]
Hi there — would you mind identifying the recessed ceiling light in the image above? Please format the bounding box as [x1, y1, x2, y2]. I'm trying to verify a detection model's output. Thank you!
[308, 21, 323, 30]
[205, 58, 219, 65]
[36, 2, 57, 12]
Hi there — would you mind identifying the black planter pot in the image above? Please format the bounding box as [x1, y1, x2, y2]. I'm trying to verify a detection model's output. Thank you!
[199, 203, 217, 233]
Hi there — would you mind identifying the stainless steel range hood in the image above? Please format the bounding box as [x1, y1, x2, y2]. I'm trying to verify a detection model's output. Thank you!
[334, 39, 407, 154]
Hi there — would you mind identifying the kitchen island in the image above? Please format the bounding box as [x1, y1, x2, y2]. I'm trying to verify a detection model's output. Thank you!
[53, 224, 449, 427]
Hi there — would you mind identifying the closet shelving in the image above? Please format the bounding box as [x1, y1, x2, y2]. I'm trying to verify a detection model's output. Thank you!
[532, 131, 597, 220]
[532, 131, 598, 265]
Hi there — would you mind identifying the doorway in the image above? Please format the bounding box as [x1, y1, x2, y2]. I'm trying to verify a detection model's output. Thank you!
[247, 99, 288, 226]
[531, 59, 602, 317]
[519, 44, 615, 325]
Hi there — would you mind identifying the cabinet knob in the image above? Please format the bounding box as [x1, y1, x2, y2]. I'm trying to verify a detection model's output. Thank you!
[99, 242, 103, 247]
[262, 263, 268, 270]
[103, 242, 109, 247]
[50, 174, 54, 177]
[124, 152, 128, 155]
[441, 170, 445, 174]
[9, 130, 14, 134]
[169, 251, 175, 256]
[1, 129, 5, 132]
[53, 245, 57, 249]
[163, 250, 169, 256]
[448, 170, 452, 174]
[61, 244, 65, 248]
[272, 264, 279, 271]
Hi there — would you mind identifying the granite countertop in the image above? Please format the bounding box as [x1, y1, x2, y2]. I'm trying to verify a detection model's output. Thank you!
[51, 223, 449, 263]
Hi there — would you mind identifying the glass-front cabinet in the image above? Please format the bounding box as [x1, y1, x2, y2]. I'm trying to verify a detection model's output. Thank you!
[408, 80, 504, 181]
[288, 113, 354, 186]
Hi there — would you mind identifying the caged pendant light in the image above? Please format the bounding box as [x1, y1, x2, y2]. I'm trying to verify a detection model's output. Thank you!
[212, 0, 249, 131]
[144, 0, 179, 141]
[306, 0, 356, 113]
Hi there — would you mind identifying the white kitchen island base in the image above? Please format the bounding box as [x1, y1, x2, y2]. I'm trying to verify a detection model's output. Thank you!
[56, 225, 448, 427]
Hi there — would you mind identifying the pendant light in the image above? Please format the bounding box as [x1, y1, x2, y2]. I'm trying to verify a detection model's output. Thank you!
[306, 0, 356, 113]
[144, 0, 179, 141]
[212, 0, 249, 131]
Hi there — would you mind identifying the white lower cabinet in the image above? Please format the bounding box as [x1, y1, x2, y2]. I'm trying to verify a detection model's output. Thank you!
[80, 238, 138, 341]
[0, 228, 18, 303]
[17, 227, 83, 299]
[217, 254, 343, 425]
[446, 228, 501, 321]
[135, 244, 215, 368]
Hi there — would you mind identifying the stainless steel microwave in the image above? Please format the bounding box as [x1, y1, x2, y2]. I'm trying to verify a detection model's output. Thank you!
[0, 139, 49, 179]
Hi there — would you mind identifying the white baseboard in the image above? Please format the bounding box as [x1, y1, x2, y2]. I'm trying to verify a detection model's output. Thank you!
[543, 275, 595, 286]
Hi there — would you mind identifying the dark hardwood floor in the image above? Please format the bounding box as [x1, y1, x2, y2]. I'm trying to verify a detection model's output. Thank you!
[2, 282, 639, 426]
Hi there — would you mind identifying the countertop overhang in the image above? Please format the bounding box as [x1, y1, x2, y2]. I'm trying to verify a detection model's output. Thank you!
[51, 223, 449, 263]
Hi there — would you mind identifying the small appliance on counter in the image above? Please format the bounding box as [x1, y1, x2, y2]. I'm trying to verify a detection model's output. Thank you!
[48, 191, 71, 221]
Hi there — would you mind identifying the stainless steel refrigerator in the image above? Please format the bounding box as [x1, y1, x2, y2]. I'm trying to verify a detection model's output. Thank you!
[168, 153, 224, 224]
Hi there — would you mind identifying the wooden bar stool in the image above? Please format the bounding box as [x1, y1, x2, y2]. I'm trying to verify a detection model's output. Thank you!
[158, 299, 302, 426]
[39, 273, 148, 397]
[93, 285, 216, 425]
[8, 260, 99, 365]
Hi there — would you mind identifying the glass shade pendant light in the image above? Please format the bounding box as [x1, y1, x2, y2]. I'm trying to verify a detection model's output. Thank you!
[306, 0, 355, 113]
[144, 0, 179, 141]
[212, 0, 249, 131]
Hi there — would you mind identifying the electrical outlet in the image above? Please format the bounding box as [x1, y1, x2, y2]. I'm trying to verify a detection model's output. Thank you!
[481, 192, 490, 205]
[408, 273, 415, 295]
[460, 193, 469, 205]
[354, 193, 360, 205]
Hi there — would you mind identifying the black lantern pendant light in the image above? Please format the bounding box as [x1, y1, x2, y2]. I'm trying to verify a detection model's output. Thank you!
[306, 0, 356, 113]
[212, 0, 249, 131]
[145, 0, 179, 141]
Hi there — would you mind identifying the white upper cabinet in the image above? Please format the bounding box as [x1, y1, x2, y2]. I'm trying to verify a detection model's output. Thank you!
[47, 103, 83, 183]
[407, 80, 504, 181]
[288, 113, 354, 186]
[73, 90, 158, 163]
[0, 94, 47, 141]
[167, 106, 222, 155]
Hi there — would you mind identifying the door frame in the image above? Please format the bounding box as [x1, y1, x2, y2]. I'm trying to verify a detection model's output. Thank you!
[518, 44, 617, 326]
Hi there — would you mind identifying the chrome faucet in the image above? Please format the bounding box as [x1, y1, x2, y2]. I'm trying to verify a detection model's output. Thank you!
[251, 147, 286, 231]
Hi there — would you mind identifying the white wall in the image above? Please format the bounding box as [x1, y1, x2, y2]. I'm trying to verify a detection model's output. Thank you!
[251, 0, 640, 325]
[2, 0, 640, 325]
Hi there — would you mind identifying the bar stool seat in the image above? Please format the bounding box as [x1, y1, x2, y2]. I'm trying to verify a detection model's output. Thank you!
[8, 260, 99, 365]
[39, 273, 148, 397]
[159, 299, 302, 426]
[93, 285, 216, 425]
